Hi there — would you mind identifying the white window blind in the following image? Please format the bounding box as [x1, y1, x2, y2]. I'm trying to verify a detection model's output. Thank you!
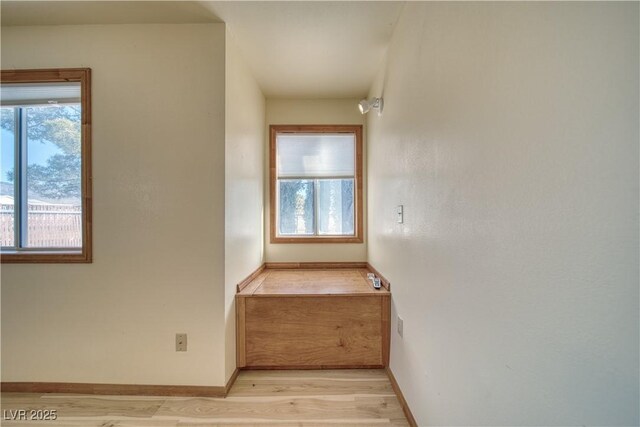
[276, 133, 355, 178]
[0, 82, 81, 106]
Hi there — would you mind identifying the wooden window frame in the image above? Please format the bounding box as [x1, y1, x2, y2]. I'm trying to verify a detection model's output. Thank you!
[270, 124, 363, 244]
[1, 68, 92, 263]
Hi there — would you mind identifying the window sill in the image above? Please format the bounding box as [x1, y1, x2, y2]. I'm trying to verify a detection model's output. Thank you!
[1, 250, 91, 264]
[271, 236, 363, 244]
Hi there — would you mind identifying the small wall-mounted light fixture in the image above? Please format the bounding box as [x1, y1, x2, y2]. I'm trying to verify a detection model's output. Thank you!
[358, 97, 383, 116]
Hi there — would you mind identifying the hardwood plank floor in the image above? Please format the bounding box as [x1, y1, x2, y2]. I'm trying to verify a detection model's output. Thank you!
[0, 370, 410, 426]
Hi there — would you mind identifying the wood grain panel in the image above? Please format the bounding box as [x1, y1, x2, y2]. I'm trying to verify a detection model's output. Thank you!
[254, 269, 375, 295]
[237, 369, 388, 380]
[245, 296, 383, 367]
[236, 267, 391, 368]
[1, 422, 178, 427]
[156, 396, 403, 422]
[229, 377, 393, 397]
[0, 393, 165, 417]
[238, 268, 389, 296]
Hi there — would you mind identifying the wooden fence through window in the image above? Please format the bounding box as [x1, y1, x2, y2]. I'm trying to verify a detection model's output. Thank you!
[1, 203, 82, 248]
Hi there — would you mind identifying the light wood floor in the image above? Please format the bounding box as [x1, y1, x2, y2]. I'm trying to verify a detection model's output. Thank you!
[0, 369, 410, 426]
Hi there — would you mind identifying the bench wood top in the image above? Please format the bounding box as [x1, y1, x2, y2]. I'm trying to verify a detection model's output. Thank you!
[237, 268, 390, 297]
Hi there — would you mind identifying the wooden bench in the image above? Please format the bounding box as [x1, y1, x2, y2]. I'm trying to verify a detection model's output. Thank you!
[236, 266, 390, 369]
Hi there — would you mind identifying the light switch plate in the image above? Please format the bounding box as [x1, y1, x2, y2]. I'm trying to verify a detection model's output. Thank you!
[397, 205, 404, 224]
[397, 317, 404, 338]
[176, 333, 187, 351]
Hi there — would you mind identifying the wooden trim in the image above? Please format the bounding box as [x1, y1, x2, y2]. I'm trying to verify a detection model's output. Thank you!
[236, 263, 266, 293]
[1, 68, 88, 83]
[269, 125, 277, 242]
[240, 365, 385, 370]
[381, 295, 391, 366]
[355, 124, 364, 242]
[1, 369, 240, 397]
[0, 251, 89, 263]
[386, 367, 419, 427]
[224, 368, 240, 395]
[239, 293, 387, 298]
[238, 271, 270, 295]
[236, 296, 247, 368]
[1, 382, 226, 397]
[264, 262, 367, 270]
[269, 124, 364, 244]
[271, 236, 363, 243]
[1, 68, 92, 263]
[366, 262, 391, 290]
[82, 68, 93, 263]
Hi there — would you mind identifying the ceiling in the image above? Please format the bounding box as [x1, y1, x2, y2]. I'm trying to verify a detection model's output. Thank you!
[1, 1, 404, 98]
[0, 1, 222, 25]
[203, 2, 403, 98]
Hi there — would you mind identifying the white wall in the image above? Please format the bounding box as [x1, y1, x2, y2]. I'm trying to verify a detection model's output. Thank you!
[1, 24, 228, 386]
[264, 98, 366, 262]
[367, 3, 639, 426]
[224, 29, 265, 382]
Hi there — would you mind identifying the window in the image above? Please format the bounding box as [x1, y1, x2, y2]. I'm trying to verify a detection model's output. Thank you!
[270, 125, 363, 243]
[1, 69, 92, 263]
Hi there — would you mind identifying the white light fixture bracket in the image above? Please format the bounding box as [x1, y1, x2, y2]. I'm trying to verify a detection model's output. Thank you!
[358, 97, 384, 116]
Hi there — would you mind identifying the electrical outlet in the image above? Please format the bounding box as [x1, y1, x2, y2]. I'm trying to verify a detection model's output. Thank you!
[397, 316, 403, 338]
[176, 333, 187, 351]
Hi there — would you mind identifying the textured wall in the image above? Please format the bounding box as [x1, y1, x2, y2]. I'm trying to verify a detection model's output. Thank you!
[367, 3, 639, 425]
[224, 28, 265, 382]
[1, 24, 228, 386]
